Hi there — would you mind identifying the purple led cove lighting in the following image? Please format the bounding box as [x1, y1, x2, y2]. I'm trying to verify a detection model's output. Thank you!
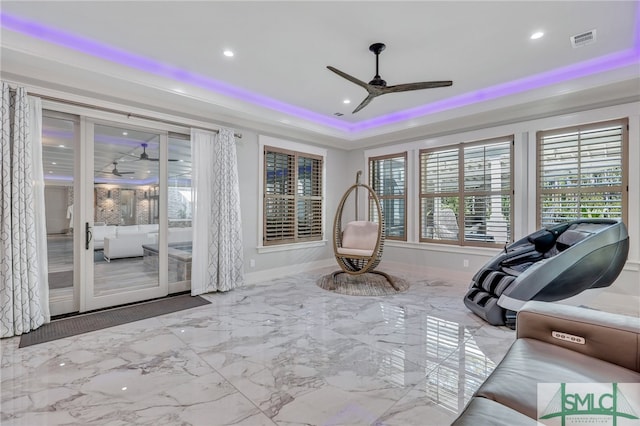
[1, 12, 348, 131]
[3, 9, 639, 134]
[352, 46, 640, 132]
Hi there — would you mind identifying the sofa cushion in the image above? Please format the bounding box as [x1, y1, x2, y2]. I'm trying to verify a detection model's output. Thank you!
[474, 338, 640, 419]
[451, 397, 537, 425]
[138, 224, 159, 233]
[116, 225, 143, 235]
[92, 225, 117, 249]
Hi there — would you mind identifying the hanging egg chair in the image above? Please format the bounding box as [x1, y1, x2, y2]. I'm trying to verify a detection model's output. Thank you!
[332, 171, 398, 290]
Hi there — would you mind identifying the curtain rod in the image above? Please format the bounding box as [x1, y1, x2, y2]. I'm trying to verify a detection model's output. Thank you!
[32, 92, 243, 139]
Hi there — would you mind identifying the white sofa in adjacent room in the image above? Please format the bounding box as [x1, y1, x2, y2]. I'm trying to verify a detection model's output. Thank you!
[104, 232, 157, 262]
[98, 224, 192, 262]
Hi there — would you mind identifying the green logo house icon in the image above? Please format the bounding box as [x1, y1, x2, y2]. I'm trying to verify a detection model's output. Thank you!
[538, 383, 640, 425]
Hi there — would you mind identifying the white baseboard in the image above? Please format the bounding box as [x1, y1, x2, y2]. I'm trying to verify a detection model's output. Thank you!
[244, 258, 335, 285]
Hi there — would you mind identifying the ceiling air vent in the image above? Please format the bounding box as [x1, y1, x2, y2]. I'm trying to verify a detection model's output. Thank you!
[571, 29, 596, 48]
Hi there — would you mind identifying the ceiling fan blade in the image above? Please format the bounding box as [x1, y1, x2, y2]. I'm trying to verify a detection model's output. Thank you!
[327, 66, 369, 90]
[119, 152, 140, 159]
[384, 80, 453, 94]
[352, 93, 378, 114]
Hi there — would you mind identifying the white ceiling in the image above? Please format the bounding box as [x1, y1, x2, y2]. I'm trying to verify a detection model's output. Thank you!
[1, 1, 639, 148]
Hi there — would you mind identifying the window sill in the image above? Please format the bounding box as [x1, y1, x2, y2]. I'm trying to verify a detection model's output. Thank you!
[257, 240, 328, 254]
[384, 240, 501, 256]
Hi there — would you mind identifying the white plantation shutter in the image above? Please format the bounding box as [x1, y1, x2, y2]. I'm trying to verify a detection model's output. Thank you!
[537, 120, 627, 227]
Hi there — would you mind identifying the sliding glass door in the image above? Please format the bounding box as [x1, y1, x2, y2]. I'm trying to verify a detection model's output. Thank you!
[42, 110, 192, 314]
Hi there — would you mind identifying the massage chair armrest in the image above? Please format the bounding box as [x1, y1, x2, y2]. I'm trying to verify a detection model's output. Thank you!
[516, 301, 640, 372]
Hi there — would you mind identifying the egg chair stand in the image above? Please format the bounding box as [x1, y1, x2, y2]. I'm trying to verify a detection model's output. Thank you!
[331, 171, 399, 291]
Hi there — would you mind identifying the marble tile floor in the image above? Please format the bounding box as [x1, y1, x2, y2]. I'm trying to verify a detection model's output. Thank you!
[0, 267, 516, 426]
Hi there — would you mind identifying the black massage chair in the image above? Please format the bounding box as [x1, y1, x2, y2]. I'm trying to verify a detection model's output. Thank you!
[464, 219, 629, 328]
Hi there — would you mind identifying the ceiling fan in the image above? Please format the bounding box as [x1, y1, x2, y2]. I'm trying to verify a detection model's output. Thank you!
[123, 143, 179, 162]
[103, 161, 134, 177]
[327, 43, 453, 113]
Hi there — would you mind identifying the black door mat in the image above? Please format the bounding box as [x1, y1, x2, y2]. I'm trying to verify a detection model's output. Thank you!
[19, 294, 210, 348]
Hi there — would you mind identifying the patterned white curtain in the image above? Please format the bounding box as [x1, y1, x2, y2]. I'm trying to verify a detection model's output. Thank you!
[0, 82, 50, 337]
[191, 127, 244, 295]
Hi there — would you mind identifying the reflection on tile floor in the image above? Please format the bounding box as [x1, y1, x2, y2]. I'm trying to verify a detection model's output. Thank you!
[0, 266, 516, 425]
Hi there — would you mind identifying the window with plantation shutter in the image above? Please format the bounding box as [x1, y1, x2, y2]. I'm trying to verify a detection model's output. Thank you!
[264, 146, 323, 245]
[368, 153, 407, 240]
[419, 136, 513, 246]
[537, 119, 627, 227]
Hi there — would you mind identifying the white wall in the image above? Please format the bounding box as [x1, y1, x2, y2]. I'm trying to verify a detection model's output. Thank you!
[236, 130, 353, 283]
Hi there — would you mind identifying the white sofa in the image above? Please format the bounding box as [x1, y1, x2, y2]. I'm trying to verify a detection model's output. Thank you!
[168, 227, 193, 244]
[97, 224, 192, 262]
[104, 232, 157, 262]
[93, 224, 159, 249]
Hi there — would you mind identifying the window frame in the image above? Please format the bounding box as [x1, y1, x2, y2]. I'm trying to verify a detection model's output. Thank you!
[536, 118, 628, 228]
[419, 136, 514, 247]
[368, 152, 408, 241]
[262, 144, 324, 247]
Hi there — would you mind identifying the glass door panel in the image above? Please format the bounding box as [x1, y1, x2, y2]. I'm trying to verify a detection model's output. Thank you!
[167, 133, 192, 293]
[42, 111, 78, 315]
[85, 122, 167, 310]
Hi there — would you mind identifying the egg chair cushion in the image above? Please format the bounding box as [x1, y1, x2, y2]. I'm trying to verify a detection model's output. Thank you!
[340, 220, 379, 255]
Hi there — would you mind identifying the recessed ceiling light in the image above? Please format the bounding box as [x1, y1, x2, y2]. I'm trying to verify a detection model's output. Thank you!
[122, 131, 128, 136]
[51, 162, 56, 165]
[530, 31, 544, 40]
[223, 50, 234, 57]
[58, 144, 65, 148]
[343, 99, 351, 104]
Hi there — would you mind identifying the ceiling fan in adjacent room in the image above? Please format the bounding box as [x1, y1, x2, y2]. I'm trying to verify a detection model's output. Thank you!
[123, 143, 179, 162]
[102, 161, 134, 177]
[327, 42, 453, 113]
